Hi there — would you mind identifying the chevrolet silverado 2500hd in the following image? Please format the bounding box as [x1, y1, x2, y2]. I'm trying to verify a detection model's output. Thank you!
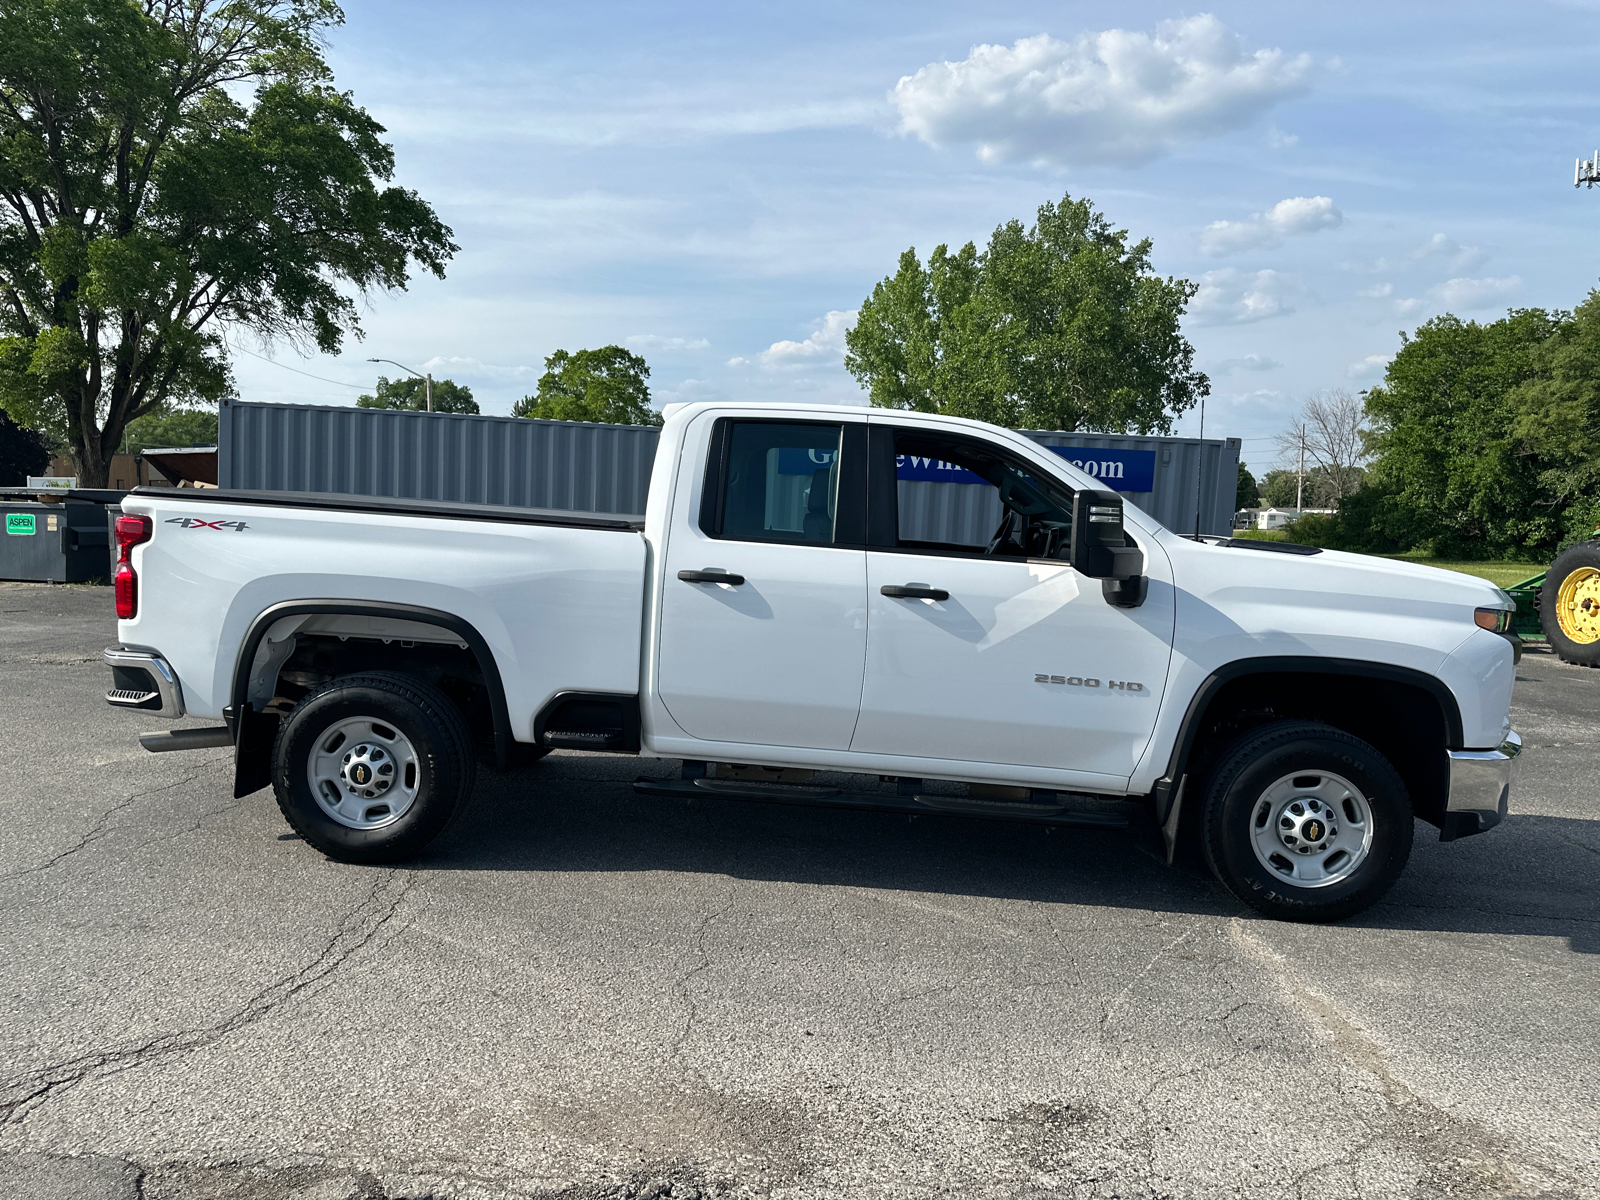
[103, 403, 1522, 922]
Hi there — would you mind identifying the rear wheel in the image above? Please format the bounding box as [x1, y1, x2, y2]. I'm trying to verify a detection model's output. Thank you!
[1540, 542, 1600, 667]
[1200, 721, 1413, 922]
[273, 672, 475, 863]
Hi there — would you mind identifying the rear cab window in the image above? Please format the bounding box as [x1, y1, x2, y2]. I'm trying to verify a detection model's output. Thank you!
[699, 419, 866, 546]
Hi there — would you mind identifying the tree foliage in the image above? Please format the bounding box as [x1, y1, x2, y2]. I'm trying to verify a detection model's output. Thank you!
[1236, 461, 1258, 511]
[1510, 289, 1600, 544]
[1362, 309, 1563, 556]
[0, 407, 49, 483]
[843, 192, 1207, 433]
[122, 403, 217, 449]
[357, 374, 477, 414]
[513, 346, 659, 425]
[0, 0, 456, 486]
[1256, 465, 1363, 510]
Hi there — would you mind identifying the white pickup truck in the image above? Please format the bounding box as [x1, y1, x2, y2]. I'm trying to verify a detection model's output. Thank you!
[103, 402, 1522, 922]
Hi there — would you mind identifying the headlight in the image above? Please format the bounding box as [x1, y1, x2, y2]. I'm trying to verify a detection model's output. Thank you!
[1474, 606, 1514, 633]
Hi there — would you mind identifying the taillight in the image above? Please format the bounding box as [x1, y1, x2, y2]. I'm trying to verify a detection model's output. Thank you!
[114, 514, 152, 619]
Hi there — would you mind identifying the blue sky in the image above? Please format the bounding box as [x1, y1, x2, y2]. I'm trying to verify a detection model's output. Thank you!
[228, 1, 1600, 472]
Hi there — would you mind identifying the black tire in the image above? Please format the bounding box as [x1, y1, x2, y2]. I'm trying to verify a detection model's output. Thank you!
[1539, 541, 1600, 667]
[272, 672, 476, 863]
[1200, 721, 1413, 923]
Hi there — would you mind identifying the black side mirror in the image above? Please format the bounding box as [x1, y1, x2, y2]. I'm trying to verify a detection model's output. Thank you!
[1069, 489, 1147, 608]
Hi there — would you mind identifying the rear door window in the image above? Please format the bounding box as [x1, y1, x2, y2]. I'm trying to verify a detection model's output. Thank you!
[701, 421, 865, 546]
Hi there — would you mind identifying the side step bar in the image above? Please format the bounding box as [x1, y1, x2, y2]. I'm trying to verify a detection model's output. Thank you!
[139, 727, 234, 753]
[632, 777, 1129, 830]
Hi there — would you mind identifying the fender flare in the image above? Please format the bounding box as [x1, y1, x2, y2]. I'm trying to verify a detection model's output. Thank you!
[227, 599, 515, 794]
[1151, 655, 1464, 825]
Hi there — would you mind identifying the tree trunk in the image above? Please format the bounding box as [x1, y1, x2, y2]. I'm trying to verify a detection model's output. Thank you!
[70, 430, 112, 488]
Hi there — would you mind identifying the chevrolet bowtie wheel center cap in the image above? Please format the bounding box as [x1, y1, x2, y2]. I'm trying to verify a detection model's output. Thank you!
[1279, 798, 1335, 854]
[341, 744, 394, 799]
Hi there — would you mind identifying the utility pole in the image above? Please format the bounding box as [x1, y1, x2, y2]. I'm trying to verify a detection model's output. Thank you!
[1577, 151, 1600, 188]
[367, 358, 434, 412]
[1296, 425, 1306, 510]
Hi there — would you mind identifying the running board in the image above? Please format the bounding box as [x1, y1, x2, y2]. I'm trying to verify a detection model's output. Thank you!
[632, 777, 1129, 829]
[139, 727, 234, 753]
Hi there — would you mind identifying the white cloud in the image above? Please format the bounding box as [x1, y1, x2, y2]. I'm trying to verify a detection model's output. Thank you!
[1190, 269, 1300, 325]
[891, 15, 1314, 168]
[1200, 195, 1343, 256]
[1213, 354, 1283, 374]
[1409, 233, 1485, 273]
[1347, 354, 1392, 379]
[656, 378, 730, 406]
[625, 334, 710, 352]
[417, 356, 540, 381]
[1358, 282, 1393, 299]
[1393, 297, 1426, 316]
[1428, 275, 1521, 310]
[730, 310, 857, 368]
[1266, 126, 1299, 149]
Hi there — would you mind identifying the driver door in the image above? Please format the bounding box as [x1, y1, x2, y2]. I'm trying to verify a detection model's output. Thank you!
[848, 421, 1174, 780]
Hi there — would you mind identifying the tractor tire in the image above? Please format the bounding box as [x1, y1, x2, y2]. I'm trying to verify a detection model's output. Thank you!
[1539, 541, 1600, 667]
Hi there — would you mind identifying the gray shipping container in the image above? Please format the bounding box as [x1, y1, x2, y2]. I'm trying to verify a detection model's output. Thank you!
[220, 400, 1240, 536]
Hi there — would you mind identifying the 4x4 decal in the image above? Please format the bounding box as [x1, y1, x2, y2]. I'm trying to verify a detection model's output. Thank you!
[165, 516, 248, 531]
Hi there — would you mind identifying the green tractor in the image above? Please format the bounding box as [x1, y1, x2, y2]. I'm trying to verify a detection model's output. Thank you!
[1507, 533, 1600, 667]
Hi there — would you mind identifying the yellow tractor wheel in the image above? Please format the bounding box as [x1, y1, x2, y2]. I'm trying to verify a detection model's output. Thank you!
[1540, 543, 1600, 666]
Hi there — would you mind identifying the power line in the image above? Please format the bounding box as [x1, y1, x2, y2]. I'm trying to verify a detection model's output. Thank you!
[227, 342, 368, 390]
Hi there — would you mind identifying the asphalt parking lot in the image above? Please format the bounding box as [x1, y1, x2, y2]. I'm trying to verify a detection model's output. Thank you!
[2, 581, 1597, 1200]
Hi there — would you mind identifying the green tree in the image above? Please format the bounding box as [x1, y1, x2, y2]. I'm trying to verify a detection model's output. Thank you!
[1364, 309, 1563, 556]
[1511, 289, 1600, 545]
[513, 347, 659, 425]
[122, 405, 218, 450]
[0, 408, 50, 484]
[1258, 469, 1299, 508]
[357, 375, 477, 414]
[843, 192, 1208, 433]
[0, 0, 456, 487]
[1236, 461, 1259, 510]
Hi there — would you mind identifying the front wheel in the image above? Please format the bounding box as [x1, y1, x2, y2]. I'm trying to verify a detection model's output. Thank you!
[272, 672, 475, 863]
[1200, 721, 1413, 922]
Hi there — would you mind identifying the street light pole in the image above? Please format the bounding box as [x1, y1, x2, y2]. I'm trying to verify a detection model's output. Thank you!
[366, 358, 434, 412]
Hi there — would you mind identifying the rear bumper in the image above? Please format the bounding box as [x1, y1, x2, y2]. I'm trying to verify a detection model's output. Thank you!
[104, 645, 185, 718]
[1440, 730, 1520, 841]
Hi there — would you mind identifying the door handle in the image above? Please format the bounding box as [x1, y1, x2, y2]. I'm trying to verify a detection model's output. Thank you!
[678, 569, 746, 586]
[881, 584, 949, 601]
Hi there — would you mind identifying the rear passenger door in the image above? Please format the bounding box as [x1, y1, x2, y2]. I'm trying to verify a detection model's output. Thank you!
[655, 417, 869, 751]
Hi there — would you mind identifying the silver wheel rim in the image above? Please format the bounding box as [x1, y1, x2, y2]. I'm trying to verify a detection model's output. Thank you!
[1248, 770, 1374, 889]
[307, 716, 421, 830]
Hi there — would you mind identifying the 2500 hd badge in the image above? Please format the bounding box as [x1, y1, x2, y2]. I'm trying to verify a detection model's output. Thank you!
[1034, 674, 1145, 691]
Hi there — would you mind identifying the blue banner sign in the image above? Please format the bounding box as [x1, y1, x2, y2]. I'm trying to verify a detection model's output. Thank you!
[777, 447, 838, 475]
[777, 442, 1156, 492]
[895, 446, 1156, 492]
[1044, 446, 1156, 492]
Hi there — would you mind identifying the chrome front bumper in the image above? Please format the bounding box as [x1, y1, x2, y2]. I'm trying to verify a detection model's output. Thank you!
[103, 645, 185, 718]
[1441, 730, 1520, 842]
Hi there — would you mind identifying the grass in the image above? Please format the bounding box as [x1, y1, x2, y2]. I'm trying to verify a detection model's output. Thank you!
[1230, 530, 1546, 587]
[1376, 555, 1546, 589]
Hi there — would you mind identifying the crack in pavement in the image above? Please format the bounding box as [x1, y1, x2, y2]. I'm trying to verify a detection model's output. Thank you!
[1098, 928, 1194, 1033]
[1228, 917, 1582, 1197]
[0, 871, 413, 1127]
[0, 759, 227, 881]
[668, 885, 738, 1067]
